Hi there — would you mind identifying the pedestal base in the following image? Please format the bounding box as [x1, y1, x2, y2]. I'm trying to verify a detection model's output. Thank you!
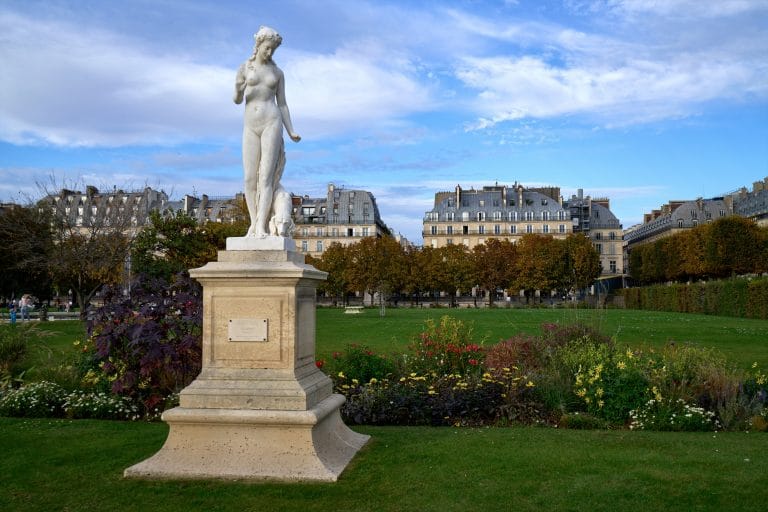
[124, 394, 369, 482]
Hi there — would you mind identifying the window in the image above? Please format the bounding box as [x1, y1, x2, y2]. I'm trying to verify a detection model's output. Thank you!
[692, 220, 698, 227]
[316, 227, 323, 236]
[678, 219, 684, 228]
[431, 225, 437, 235]
[302, 228, 309, 237]
[494, 211, 502, 220]
[447, 226, 453, 235]
[559, 224, 566, 233]
[510, 225, 517, 234]
[610, 260, 617, 273]
[493, 199, 499, 207]
[510, 211, 517, 221]
[363, 227, 369, 236]
[316, 241, 323, 252]
[478, 225, 485, 234]
[447, 212, 454, 221]
[719, 209, 726, 217]
[525, 211, 533, 221]
[494, 224, 500, 235]
[595, 243, 602, 254]
[558, 211, 566, 220]
[463, 225, 469, 235]
[331, 227, 338, 236]
[609, 232, 616, 240]
[446, 239, 453, 245]
[526, 224, 532, 233]
[302, 206, 315, 215]
[595, 232, 602, 240]
[462, 211, 469, 221]
[347, 228, 354, 236]
[91, 206, 98, 215]
[477, 212, 485, 221]
[542, 225, 549, 234]
[542, 211, 550, 221]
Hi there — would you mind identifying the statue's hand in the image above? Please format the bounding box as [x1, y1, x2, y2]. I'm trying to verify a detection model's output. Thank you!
[289, 133, 301, 142]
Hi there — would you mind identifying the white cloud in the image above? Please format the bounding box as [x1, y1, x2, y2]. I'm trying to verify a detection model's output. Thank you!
[0, 9, 437, 148]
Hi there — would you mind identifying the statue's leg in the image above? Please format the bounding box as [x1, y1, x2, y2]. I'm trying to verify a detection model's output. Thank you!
[242, 128, 262, 236]
[255, 122, 284, 236]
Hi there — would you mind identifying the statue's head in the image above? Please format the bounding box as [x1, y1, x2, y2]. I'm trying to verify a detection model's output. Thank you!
[254, 26, 282, 50]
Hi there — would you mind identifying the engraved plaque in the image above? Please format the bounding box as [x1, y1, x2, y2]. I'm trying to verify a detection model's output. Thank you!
[228, 318, 268, 342]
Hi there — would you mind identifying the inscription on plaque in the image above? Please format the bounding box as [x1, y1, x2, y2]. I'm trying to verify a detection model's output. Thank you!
[228, 318, 268, 342]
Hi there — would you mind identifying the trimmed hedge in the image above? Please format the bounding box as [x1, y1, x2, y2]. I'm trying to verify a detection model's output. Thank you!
[621, 277, 768, 319]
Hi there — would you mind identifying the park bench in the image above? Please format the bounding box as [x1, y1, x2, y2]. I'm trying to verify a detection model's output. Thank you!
[344, 306, 364, 314]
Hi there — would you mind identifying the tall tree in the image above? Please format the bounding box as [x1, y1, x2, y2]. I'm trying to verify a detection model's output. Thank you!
[43, 195, 133, 318]
[345, 237, 406, 307]
[0, 205, 54, 301]
[704, 216, 765, 278]
[472, 238, 517, 306]
[312, 242, 352, 305]
[432, 244, 474, 306]
[564, 234, 601, 292]
[131, 210, 245, 280]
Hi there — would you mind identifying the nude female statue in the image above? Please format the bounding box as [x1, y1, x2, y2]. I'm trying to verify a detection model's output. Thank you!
[234, 26, 300, 238]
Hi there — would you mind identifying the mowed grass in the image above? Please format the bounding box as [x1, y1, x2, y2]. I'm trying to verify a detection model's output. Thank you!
[15, 308, 768, 372]
[315, 307, 768, 369]
[1, 417, 765, 512]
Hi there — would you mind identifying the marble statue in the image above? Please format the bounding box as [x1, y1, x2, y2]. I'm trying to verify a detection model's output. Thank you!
[234, 26, 300, 238]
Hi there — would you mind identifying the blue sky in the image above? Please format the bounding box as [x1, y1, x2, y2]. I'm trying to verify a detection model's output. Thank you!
[1, 0, 766, 243]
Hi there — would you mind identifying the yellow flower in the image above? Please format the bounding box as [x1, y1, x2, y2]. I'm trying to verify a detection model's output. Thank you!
[410, 372, 417, 377]
[576, 388, 587, 397]
[752, 362, 758, 368]
[595, 387, 604, 398]
[616, 361, 627, 370]
[626, 349, 634, 359]
[428, 390, 437, 395]
[585, 397, 591, 404]
[369, 378, 378, 384]
[597, 400, 605, 408]
[526, 380, 535, 388]
[337, 371, 345, 379]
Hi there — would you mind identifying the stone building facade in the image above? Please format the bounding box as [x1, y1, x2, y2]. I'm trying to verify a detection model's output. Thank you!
[423, 183, 624, 277]
[291, 183, 390, 257]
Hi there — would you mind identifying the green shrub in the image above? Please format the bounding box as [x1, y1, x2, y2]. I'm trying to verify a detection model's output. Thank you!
[63, 391, 140, 420]
[407, 316, 484, 375]
[324, 344, 398, 384]
[629, 398, 720, 431]
[0, 381, 67, 418]
[338, 372, 506, 426]
[559, 412, 609, 430]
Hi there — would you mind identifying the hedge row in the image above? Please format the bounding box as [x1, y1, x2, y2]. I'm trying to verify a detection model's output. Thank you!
[621, 277, 768, 319]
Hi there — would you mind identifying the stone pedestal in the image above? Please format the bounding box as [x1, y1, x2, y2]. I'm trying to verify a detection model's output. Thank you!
[124, 245, 368, 482]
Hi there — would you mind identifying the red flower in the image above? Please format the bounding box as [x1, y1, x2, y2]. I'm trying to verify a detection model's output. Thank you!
[468, 359, 478, 366]
[315, 360, 325, 369]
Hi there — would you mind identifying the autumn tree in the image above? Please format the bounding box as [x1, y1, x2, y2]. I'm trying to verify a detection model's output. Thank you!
[41, 193, 134, 318]
[704, 216, 765, 278]
[345, 237, 406, 307]
[132, 210, 245, 280]
[563, 234, 601, 292]
[311, 242, 353, 305]
[472, 238, 517, 306]
[0, 204, 54, 301]
[513, 235, 567, 302]
[422, 244, 474, 306]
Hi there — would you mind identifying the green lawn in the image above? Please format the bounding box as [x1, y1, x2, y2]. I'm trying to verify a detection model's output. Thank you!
[315, 307, 768, 369]
[1, 417, 765, 512]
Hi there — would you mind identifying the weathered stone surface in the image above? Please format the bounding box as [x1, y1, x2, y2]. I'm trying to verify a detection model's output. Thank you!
[125, 248, 367, 482]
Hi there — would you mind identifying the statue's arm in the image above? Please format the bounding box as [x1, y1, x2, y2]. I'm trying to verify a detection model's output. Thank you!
[276, 69, 300, 142]
[233, 63, 246, 104]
